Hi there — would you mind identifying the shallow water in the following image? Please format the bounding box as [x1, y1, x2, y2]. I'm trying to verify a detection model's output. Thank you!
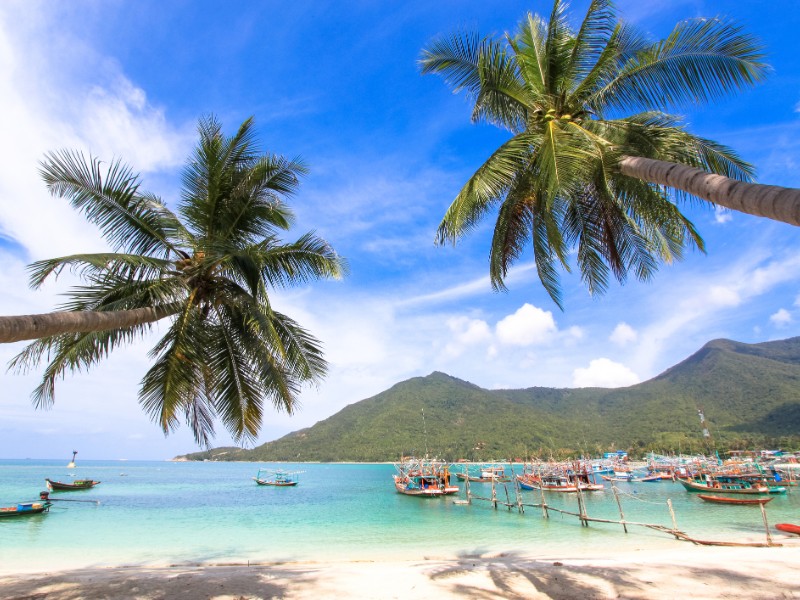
[1, 460, 797, 573]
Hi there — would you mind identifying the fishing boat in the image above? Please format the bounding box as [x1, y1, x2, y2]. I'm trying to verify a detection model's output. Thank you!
[454, 464, 511, 483]
[45, 478, 100, 491]
[697, 494, 773, 505]
[252, 469, 302, 486]
[678, 476, 769, 495]
[775, 523, 800, 536]
[0, 501, 52, 518]
[393, 457, 456, 497]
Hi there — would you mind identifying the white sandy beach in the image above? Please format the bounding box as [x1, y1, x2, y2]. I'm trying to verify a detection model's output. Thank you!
[2, 542, 799, 599]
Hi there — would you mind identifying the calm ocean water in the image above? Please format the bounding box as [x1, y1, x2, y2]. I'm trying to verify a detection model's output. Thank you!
[1, 460, 798, 573]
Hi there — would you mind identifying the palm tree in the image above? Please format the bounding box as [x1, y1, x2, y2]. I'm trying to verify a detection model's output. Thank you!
[420, 0, 797, 308]
[3, 116, 347, 445]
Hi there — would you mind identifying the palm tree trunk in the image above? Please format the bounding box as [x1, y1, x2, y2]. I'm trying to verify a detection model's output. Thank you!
[0, 306, 178, 343]
[619, 156, 800, 227]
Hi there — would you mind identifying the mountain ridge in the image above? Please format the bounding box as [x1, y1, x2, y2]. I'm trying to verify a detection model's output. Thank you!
[177, 336, 800, 462]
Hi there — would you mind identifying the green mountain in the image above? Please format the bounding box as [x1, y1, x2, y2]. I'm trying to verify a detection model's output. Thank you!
[176, 337, 800, 462]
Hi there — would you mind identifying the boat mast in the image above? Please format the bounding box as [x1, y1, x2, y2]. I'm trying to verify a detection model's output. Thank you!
[421, 409, 429, 459]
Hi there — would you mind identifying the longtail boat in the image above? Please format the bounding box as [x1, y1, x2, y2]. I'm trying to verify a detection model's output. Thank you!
[775, 523, 800, 536]
[678, 476, 769, 494]
[253, 468, 302, 487]
[45, 478, 100, 491]
[0, 501, 52, 518]
[697, 494, 773, 505]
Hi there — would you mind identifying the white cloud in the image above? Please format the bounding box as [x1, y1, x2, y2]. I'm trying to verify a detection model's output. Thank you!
[610, 322, 637, 346]
[770, 308, 792, 327]
[572, 358, 640, 388]
[443, 316, 492, 358]
[714, 206, 733, 224]
[495, 303, 557, 346]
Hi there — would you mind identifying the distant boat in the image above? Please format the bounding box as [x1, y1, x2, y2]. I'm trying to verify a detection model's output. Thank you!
[67, 450, 77, 468]
[0, 501, 52, 518]
[45, 478, 100, 491]
[775, 523, 800, 536]
[454, 464, 511, 483]
[252, 469, 301, 487]
[697, 494, 773, 505]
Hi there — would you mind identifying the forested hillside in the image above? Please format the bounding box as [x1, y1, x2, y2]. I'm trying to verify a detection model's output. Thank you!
[177, 337, 800, 462]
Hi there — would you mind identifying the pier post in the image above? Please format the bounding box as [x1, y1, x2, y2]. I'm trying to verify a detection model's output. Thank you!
[760, 503, 773, 546]
[575, 481, 588, 527]
[667, 499, 678, 532]
[539, 477, 549, 519]
[611, 482, 628, 533]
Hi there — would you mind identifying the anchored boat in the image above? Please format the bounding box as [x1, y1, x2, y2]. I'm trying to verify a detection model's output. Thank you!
[0, 501, 52, 518]
[253, 469, 302, 486]
[45, 478, 100, 491]
[697, 494, 773, 505]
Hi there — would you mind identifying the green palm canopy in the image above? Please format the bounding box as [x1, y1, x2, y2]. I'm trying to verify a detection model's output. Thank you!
[420, 0, 773, 308]
[8, 116, 347, 445]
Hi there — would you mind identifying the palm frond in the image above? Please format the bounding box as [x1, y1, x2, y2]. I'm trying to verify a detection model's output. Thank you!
[419, 31, 489, 98]
[436, 133, 540, 244]
[27, 253, 172, 290]
[39, 150, 182, 258]
[9, 326, 149, 408]
[590, 17, 769, 113]
[140, 299, 208, 437]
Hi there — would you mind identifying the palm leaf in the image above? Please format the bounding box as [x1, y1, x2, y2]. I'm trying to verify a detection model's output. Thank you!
[590, 17, 769, 113]
[39, 150, 182, 258]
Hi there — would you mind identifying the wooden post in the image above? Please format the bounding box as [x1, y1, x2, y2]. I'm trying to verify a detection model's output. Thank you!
[539, 474, 549, 519]
[465, 472, 471, 505]
[667, 499, 678, 532]
[760, 503, 773, 546]
[611, 482, 628, 533]
[575, 480, 588, 527]
[501, 481, 511, 511]
[491, 474, 498, 510]
[512, 466, 524, 514]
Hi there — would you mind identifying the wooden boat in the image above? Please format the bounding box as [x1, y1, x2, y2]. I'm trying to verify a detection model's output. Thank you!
[0, 501, 52, 518]
[253, 469, 302, 486]
[454, 464, 511, 483]
[393, 457, 455, 497]
[775, 523, 800, 536]
[392, 474, 444, 497]
[697, 494, 773, 505]
[678, 476, 769, 495]
[45, 478, 100, 491]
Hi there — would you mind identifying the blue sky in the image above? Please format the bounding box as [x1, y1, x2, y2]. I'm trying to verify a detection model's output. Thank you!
[1, 1, 799, 460]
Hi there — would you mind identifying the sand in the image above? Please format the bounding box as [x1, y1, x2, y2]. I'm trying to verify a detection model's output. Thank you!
[1, 542, 799, 600]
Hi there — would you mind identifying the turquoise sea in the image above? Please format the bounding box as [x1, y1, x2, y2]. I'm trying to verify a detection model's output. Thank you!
[1, 460, 798, 574]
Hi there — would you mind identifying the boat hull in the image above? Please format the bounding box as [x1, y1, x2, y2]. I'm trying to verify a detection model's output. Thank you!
[45, 478, 100, 491]
[678, 479, 769, 494]
[0, 502, 52, 518]
[253, 479, 298, 487]
[393, 478, 443, 497]
[775, 523, 800, 536]
[697, 494, 772, 505]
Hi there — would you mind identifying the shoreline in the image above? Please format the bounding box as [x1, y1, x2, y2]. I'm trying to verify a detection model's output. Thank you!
[2, 544, 799, 599]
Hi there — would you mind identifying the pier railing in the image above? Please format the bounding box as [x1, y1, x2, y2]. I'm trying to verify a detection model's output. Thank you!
[457, 463, 780, 548]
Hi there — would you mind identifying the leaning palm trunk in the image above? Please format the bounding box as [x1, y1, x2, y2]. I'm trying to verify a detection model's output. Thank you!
[0, 306, 177, 343]
[619, 156, 800, 227]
